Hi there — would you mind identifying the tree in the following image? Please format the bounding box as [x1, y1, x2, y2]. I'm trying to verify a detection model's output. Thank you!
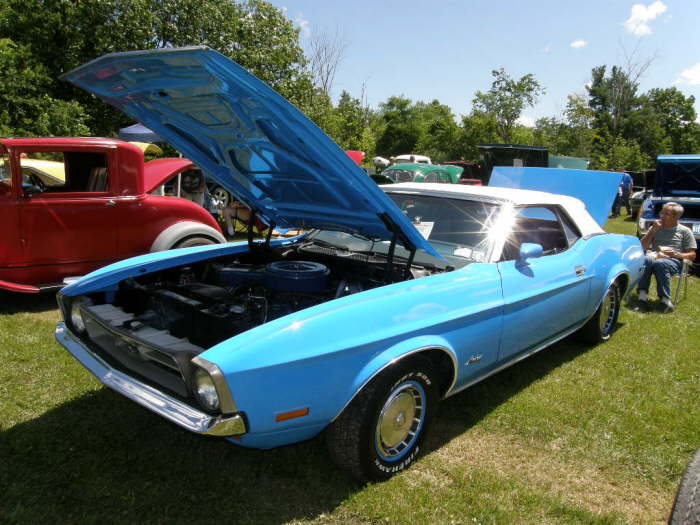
[0, 39, 88, 137]
[455, 112, 499, 161]
[631, 88, 700, 155]
[0, 0, 311, 136]
[375, 96, 422, 157]
[308, 28, 348, 95]
[592, 136, 650, 171]
[333, 90, 371, 151]
[413, 100, 461, 162]
[472, 68, 544, 143]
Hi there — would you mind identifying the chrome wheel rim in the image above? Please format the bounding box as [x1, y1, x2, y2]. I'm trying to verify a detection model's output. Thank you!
[212, 187, 229, 209]
[599, 287, 618, 335]
[375, 382, 425, 461]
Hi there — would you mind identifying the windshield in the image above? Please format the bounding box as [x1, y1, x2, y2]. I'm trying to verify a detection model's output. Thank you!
[305, 193, 502, 268]
[385, 169, 417, 183]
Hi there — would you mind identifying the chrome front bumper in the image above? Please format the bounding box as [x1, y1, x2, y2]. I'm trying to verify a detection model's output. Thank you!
[55, 323, 246, 437]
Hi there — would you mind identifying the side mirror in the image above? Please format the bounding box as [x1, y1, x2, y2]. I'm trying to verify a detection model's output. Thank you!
[518, 243, 543, 261]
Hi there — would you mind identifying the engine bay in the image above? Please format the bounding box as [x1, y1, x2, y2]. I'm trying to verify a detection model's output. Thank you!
[97, 241, 439, 350]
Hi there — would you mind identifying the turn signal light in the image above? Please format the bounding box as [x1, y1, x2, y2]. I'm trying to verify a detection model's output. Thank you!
[275, 408, 309, 422]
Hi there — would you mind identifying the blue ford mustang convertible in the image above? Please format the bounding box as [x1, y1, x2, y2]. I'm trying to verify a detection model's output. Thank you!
[56, 47, 645, 481]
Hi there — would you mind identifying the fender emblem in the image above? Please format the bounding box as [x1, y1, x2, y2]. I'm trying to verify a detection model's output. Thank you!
[466, 355, 483, 366]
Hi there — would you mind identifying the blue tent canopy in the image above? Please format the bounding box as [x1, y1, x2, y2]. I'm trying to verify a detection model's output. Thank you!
[117, 123, 162, 142]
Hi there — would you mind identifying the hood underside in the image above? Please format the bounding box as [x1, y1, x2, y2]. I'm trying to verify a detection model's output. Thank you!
[62, 47, 439, 258]
[655, 156, 700, 198]
[489, 167, 622, 226]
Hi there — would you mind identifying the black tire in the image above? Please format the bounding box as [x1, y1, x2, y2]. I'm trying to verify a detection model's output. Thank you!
[669, 448, 700, 525]
[172, 235, 217, 249]
[326, 355, 439, 483]
[577, 281, 621, 344]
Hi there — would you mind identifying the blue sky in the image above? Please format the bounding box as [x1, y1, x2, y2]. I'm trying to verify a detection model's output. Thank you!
[269, 0, 700, 125]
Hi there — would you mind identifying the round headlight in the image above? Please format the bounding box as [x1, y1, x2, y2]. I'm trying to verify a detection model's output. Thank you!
[70, 301, 87, 333]
[194, 368, 220, 411]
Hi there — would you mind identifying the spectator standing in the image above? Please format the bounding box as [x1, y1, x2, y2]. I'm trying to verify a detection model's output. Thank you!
[620, 172, 633, 215]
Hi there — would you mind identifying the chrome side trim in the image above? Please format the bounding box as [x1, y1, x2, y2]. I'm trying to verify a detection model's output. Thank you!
[55, 323, 246, 437]
[191, 355, 238, 414]
[330, 345, 458, 423]
[444, 320, 585, 398]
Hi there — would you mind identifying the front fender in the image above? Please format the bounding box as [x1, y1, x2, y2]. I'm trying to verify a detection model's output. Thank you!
[202, 263, 503, 443]
[348, 336, 458, 410]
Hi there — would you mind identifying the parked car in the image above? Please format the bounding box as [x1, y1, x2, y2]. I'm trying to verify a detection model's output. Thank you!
[383, 163, 459, 184]
[56, 47, 642, 482]
[0, 138, 225, 293]
[629, 188, 652, 217]
[394, 154, 432, 164]
[637, 156, 700, 265]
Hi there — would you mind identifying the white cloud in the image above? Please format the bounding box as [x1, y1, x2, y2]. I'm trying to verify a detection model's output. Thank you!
[674, 63, 700, 86]
[570, 40, 587, 49]
[294, 13, 310, 38]
[543, 44, 551, 53]
[517, 116, 536, 127]
[623, 1, 667, 36]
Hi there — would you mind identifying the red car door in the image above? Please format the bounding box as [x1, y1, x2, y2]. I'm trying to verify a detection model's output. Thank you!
[16, 149, 118, 282]
[0, 147, 23, 269]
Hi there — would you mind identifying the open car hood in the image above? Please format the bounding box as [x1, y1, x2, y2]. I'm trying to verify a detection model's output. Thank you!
[62, 47, 439, 258]
[654, 155, 700, 198]
[143, 158, 195, 193]
[489, 167, 622, 226]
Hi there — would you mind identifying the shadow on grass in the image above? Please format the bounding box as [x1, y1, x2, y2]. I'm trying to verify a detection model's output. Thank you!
[1, 337, 594, 524]
[0, 290, 58, 315]
[428, 337, 592, 450]
[1, 390, 356, 524]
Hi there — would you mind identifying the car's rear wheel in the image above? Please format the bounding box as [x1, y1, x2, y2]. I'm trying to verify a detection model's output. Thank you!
[577, 281, 621, 344]
[172, 235, 217, 249]
[326, 356, 438, 482]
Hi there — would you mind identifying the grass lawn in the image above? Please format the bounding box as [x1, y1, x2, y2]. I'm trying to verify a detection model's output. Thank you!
[1, 214, 698, 524]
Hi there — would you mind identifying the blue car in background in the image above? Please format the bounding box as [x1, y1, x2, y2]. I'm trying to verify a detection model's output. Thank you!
[638, 155, 700, 268]
[55, 47, 644, 482]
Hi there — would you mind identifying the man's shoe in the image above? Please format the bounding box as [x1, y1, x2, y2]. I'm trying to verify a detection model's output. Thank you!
[661, 298, 675, 314]
[633, 299, 649, 312]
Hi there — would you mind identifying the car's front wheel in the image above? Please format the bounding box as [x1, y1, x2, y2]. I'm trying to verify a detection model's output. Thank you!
[326, 356, 439, 482]
[578, 281, 621, 344]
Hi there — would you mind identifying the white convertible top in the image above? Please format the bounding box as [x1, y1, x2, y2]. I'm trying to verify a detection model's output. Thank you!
[382, 183, 605, 237]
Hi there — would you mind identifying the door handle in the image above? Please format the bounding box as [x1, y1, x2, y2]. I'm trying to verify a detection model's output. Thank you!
[105, 199, 116, 206]
[575, 265, 586, 276]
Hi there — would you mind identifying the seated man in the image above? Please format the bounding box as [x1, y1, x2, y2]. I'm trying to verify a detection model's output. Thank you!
[222, 199, 254, 236]
[636, 202, 696, 313]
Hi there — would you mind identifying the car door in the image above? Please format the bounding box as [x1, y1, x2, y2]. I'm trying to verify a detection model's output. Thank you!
[16, 149, 118, 277]
[496, 205, 592, 361]
[0, 147, 22, 268]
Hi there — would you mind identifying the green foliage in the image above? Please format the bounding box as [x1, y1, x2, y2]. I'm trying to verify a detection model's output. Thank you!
[587, 65, 639, 138]
[0, 39, 89, 137]
[0, 0, 311, 136]
[472, 68, 545, 143]
[591, 135, 650, 171]
[456, 112, 500, 160]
